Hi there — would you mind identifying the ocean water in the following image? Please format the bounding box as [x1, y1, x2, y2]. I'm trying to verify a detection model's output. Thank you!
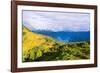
[33, 30, 90, 42]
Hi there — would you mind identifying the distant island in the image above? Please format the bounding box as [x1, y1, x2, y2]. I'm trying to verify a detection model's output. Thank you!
[22, 26, 90, 62]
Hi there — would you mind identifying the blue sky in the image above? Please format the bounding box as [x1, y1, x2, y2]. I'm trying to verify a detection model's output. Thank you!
[22, 10, 90, 32]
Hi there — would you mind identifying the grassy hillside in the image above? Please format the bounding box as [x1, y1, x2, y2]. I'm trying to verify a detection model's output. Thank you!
[22, 26, 90, 62]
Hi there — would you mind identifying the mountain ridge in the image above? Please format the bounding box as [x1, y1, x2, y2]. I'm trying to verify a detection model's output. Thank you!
[32, 29, 90, 42]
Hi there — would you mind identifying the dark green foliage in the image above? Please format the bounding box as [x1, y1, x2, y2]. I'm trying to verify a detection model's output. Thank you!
[23, 41, 90, 62]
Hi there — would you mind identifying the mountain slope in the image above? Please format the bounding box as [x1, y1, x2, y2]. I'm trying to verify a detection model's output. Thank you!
[22, 26, 60, 61]
[23, 26, 57, 51]
[22, 26, 90, 62]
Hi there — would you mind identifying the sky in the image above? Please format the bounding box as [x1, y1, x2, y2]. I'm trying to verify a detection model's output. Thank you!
[22, 10, 90, 32]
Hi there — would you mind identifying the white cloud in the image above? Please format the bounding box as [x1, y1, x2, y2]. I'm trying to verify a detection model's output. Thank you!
[22, 11, 90, 31]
